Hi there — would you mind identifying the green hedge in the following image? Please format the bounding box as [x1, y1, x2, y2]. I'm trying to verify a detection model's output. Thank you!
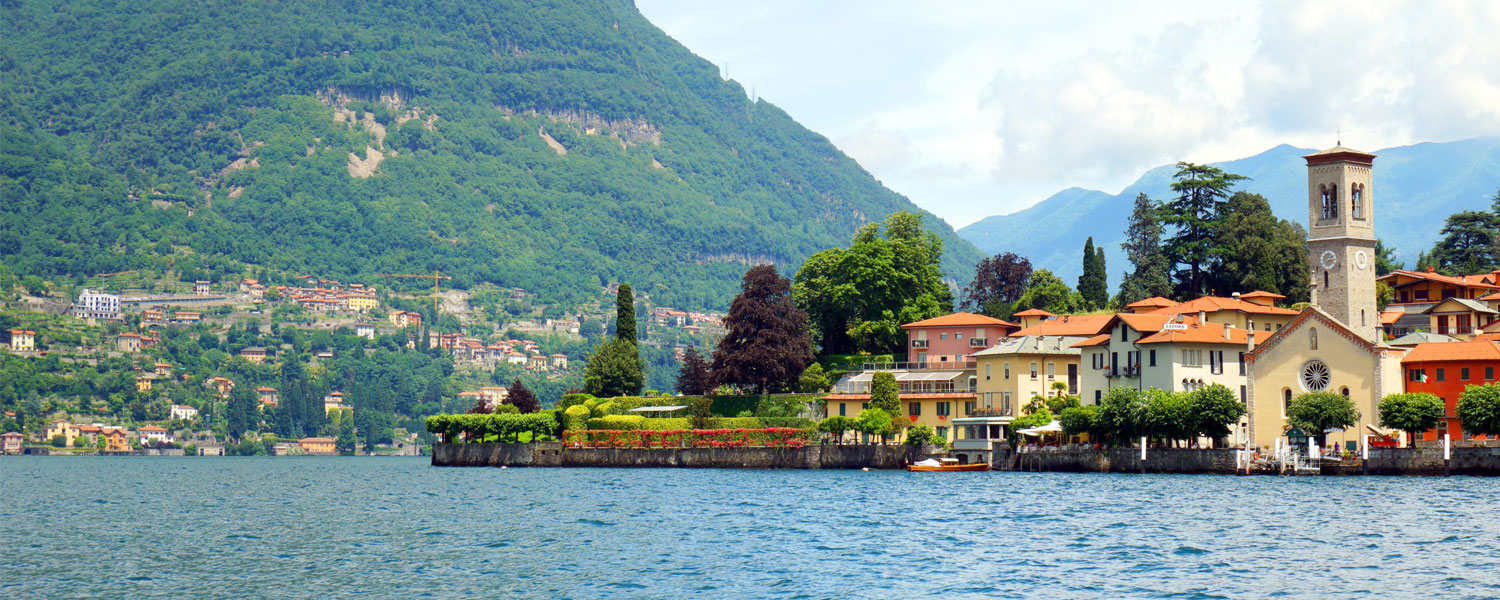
[557, 393, 595, 412]
[588, 415, 647, 430]
[563, 405, 590, 431]
[425, 413, 559, 443]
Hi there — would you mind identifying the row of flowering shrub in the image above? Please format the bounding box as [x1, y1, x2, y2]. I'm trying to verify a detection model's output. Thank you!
[426, 413, 560, 443]
[561, 428, 815, 449]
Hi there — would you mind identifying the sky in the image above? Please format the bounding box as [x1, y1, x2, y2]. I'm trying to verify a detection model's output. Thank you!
[635, 0, 1500, 229]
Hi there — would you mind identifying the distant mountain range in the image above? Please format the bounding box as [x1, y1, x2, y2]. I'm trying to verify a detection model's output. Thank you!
[957, 138, 1500, 290]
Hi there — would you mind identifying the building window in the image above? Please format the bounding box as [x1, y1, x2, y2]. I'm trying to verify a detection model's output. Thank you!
[1310, 327, 1318, 351]
[1210, 351, 1224, 375]
[1488, 367, 1494, 380]
[965, 401, 975, 415]
[1238, 352, 1246, 376]
[985, 363, 991, 380]
[1002, 392, 1011, 412]
[1324, 270, 1329, 289]
[1095, 390, 1102, 402]
[1030, 362, 1038, 379]
[1321, 184, 1338, 219]
[1352, 184, 1364, 219]
[1149, 350, 1157, 367]
[1283, 389, 1293, 417]
[1240, 385, 1247, 404]
[1046, 363, 1055, 377]
[940, 333, 947, 340]
[1004, 362, 1011, 380]
[1437, 368, 1445, 382]
[937, 402, 951, 417]
[935, 426, 948, 441]
[1120, 326, 1128, 342]
[862, 402, 869, 410]
[839, 403, 846, 417]
[909, 402, 921, 416]
[956, 332, 963, 339]
[1462, 367, 1471, 381]
[1300, 360, 1331, 392]
[1408, 369, 1423, 382]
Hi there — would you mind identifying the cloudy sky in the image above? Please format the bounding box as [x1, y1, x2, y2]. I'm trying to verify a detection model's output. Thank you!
[636, 0, 1500, 228]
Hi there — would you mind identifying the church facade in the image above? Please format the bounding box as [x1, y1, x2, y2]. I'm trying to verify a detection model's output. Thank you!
[1245, 145, 1406, 451]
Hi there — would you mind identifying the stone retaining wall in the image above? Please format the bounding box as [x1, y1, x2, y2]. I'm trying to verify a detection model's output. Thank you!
[1366, 447, 1500, 476]
[432, 442, 923, 469]
[1008, 448, 1239, 475]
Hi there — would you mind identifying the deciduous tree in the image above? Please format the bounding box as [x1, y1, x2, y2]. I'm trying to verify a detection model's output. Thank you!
[1378, 392, 1443, 445]
[1457, 383, 1500, 438]
[583, 338, 645, 398]
[869, 371, 899, 415]
[508, 378, 540, 414]
[711, 265, 814, 394]
[1160, 163, 1248, 298]
[1287, 391, 1360, 447]
[963, 252, 1032, 319]
[675, 346, 713, 396]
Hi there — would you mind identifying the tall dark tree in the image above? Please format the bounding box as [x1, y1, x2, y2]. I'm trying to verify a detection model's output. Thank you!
[961, 252, 1032, 319]
[615, 283, 638, 343]
[1078, 237, 1107, 309]
[676, 346, 713, 396]
[1374, 239, 1402, 276]
[582, 338, 645, 398]
[508, 378, 540, 413]
[226, 385, 256, 441]
[1159, 163, 1247, 298]
[713, 265, 814, 394]
[1119, 193, 1172, 305]
[1430, 210, 1498, 275]
[1209, 192, 1309, 302]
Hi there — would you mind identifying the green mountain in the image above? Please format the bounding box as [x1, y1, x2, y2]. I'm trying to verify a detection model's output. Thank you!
[0, 0, 982, 309]
[959, 139, 1500, 288]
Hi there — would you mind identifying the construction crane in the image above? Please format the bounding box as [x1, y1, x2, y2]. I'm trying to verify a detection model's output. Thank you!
[376, 271, 452, 318]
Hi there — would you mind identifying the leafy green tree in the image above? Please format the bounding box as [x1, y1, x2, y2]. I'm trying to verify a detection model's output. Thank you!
[1457, 383, 1500, 438]
[1012, 269, 1084, 315]
[615, 283, 637, 344]
[582, 338, 645, 398]
[869, 371, 900, 415]
[1188, 384, 1246, 446]
[1078, 237, 1108, 309]
[1374, 239, 1402, 276]
[1009, 407, 1053, 444]
[1059, 405, 1103, 439]
[1046, 391, 1079, 415]
[226, 385, 256, 441]
[1287, 391, 1360, 447]
[818, 415, 855, 444]
[710, 265, 813, 394]
[1144, 389, 1195, 446]
[1430, 210, 1498, 275]
[1378, 392, 1444, 445]
[1210, 192, 1309, 302]
[961, 252, 1032, 319]
[336, 417, 357, 454]
[1099, 387, 1149, 444]
[853, 408, 893, 444]
[904, 424, 937, 446]
[793, 212, 953, 355]
[1159, 163, 1248, 298]
[796, 362, 831, 393]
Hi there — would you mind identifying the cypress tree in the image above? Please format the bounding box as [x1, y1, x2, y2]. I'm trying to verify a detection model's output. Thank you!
[615, 283, 637, 344]
[1078, 237, 1107, 309]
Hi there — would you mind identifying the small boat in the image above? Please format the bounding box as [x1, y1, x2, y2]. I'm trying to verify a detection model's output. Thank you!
[907, 458, 989, 472]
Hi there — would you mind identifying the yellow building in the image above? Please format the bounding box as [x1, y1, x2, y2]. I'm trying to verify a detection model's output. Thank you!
[344, 294, 378, 312]
[45, 421, 80, 447]
[825, 364, 976, 443]
[136, 374, 155, 393]
[298, 437, 337, 455]
[1142, 292, 1299, 333]
[973, 335, 1086, 414]
[102, 427, 131, 452]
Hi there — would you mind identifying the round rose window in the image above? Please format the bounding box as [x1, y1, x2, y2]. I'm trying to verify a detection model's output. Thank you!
[1300, 360, 1331, 392]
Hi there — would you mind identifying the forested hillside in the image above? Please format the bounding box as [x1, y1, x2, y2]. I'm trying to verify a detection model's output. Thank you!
[0, 0, 981, 309]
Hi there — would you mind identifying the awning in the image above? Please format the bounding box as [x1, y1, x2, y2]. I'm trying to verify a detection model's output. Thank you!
[1017, 420, 1064, 436]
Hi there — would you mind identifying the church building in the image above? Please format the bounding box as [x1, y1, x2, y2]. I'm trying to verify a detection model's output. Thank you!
[1244, 145, 1406, 452]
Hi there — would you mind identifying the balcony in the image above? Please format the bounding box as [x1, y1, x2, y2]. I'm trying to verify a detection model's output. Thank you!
[953, 439, 994, 451]
[965, 407, 1013, 418]
[910, 339, 929, 348]
[969, 338, 988, 348]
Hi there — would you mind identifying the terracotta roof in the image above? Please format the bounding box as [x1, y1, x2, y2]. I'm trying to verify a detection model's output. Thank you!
[1149, 295, 1298, 316]
[1423, 298, 1498, 315]
[1008, 314, 1113, 338]
[1379, 311, 1404, 326]
[255, 387, 278, 392]
[1474, 333, 1500, 343]
[1403, 340, 1500, 363]
[1117, 312, 1195, 332]
[1379, 269, 1500, 290]
[901, 312, 1017, 329]
[1136, 321, 1259, 346]
[823, 393, 977, 401]
[1125, 296, 1177, 309]
[1012, 308, 1056, 318]
[140, 425, 166, 432]
[1239, 291, 1286, 300]
[1071, 334, 1111, 348]
[299, 437, 335, 443]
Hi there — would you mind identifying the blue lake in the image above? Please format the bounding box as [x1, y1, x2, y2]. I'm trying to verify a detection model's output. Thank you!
[2, 457, 1498, 598]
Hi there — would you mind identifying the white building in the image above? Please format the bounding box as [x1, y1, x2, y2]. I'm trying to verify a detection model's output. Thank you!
[1074, 313, 1261, 404]
[169, 405, 199, 421]
[71, 288, 121, 320]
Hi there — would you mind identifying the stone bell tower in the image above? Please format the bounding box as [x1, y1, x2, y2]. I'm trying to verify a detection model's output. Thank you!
[1305, 145, 1378, 342]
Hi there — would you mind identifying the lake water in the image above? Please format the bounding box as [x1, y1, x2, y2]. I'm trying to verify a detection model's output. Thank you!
[2, 457, 1498, 599]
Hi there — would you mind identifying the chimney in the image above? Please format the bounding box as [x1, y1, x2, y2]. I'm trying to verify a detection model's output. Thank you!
[1232, 291, 1241, 300]
[1247, 331, 1256, 351]
[1198, 311, 1207, 324]
[1223, 324, 1232, 341]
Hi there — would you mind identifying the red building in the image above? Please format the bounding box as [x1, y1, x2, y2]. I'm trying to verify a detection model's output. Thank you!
[1401, 340, 1500, 442]
[902, 313, 1018, 367]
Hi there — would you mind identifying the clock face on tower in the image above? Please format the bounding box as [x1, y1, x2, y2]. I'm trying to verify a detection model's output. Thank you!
[1355, 250, 1369, 270]
[1320, 250, 1338, 270]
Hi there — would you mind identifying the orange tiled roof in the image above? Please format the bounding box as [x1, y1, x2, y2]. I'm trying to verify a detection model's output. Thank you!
[1117, 312, 1195, 332]
[140, 425, 166, 432]
[823, 393, 977, 401]
[1403, 340, 1500, 363]
[1381, 268, 1500, 290]
[1071, 334, 1111, 348]
[1135, 321, 1259, 346]
[901, 312, 1017, 329]
[1125, 296, 1177, 309]
[1012, 308, 1056, 318]
[1009, 314, 1112, 337]
[1379, 311, 1404, 326]
[1239, 290, 1286, 300]
[255, 386, 278, 392]
[1149, 295, 1298, 316]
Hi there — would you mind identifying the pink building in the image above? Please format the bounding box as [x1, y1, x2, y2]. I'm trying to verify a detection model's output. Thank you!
[902, 313, 1019, 367]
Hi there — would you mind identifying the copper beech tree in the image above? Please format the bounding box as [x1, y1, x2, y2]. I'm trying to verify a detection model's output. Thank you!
[710, 265, 814, 394]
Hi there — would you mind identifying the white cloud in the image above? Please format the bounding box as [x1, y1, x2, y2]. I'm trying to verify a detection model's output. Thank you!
[636, 0, 1500, 228]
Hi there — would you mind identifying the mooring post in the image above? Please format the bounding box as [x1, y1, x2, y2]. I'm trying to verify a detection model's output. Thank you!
[1444, 434, 1451, 477]
[1362, 434, 1370, 476]
[1139, 436, 1146, 474]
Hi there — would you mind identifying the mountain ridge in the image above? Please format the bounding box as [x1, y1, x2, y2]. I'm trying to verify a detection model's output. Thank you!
[958, 138, 1500, 288]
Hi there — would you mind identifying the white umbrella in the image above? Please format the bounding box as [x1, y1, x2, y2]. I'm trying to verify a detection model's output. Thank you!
[1017, 420, 1064, 435]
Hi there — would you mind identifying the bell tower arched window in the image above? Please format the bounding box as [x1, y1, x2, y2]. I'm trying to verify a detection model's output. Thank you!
[1351, 184, 1364, 219]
